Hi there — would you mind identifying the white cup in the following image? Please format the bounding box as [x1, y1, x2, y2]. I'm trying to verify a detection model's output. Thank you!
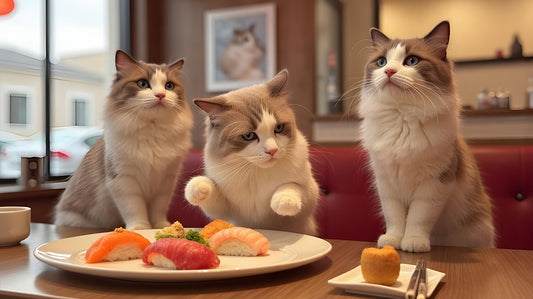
[0, 206, 31, 246]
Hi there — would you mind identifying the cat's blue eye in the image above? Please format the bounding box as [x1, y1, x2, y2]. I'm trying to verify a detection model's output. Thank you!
[376, 57, 387, 67]
[404, 56, 420, 66]
[242, 132, 258, 141]
[165, 82, 174, 90]
[274, 124, 285, 134]
[137, 79, 150, 89]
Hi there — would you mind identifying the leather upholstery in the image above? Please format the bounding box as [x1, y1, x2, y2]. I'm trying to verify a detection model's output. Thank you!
[167, 145, 533, 250]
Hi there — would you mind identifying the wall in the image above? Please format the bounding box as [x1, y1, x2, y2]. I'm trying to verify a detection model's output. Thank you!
[339, 0, 374, 115]
[130, 0, 315, 149]
[341, 0, 533, 113]
[380, 0, 533, 61]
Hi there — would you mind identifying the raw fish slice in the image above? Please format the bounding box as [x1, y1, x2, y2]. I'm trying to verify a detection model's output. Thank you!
[85, 227, 151, 263]
[209, 227, 270, 256]
[142, 238, 220, 270]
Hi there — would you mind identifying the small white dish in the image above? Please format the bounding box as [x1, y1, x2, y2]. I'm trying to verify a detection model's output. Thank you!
[328, 263, 445, 299]
[0, 206, 31, 246]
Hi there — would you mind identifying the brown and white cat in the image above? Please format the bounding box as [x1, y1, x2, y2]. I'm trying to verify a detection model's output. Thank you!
[220, 24, 265, 81]
[359, 21, 495, 252]
[184, 70, 320, 236]
[54, 50, 193, 230]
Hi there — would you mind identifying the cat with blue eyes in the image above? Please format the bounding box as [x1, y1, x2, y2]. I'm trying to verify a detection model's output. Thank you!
[359, 21, 495, 252]
[55, 50, 193, 229]
[185, 70, 320, 236]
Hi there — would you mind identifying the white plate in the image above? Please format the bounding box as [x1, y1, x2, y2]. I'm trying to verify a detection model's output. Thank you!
[328, 264, 445, 299]
[34, 229, 331, 282]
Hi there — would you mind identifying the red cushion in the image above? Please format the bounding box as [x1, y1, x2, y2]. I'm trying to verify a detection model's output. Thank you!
[167, 145, 533, 250]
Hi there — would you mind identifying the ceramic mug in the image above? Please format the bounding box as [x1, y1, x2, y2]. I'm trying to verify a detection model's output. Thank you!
[0, 206, 31, 246]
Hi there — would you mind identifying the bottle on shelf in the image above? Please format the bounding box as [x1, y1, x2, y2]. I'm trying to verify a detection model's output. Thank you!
[326, 51, 343, 114]
[527, 75, 533, 109]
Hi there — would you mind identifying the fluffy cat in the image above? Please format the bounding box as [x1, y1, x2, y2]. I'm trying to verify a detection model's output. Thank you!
[54, 50, 193, 230]
[184, 70, 319, 236]
[220, 24, 265, 81]
[359, 21, 495, 252]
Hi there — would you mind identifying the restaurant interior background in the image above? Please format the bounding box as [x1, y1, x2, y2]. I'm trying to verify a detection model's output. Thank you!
[1, 0, 532, 198]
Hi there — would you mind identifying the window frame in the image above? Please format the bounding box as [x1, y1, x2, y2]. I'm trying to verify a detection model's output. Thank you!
[0, 0, 130, 185]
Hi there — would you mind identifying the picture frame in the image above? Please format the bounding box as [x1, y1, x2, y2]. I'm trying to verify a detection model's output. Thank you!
[204, 3, 276, 92]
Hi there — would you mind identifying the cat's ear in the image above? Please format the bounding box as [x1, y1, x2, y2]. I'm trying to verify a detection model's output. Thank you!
[267, 69, 289, 97]
[169, 59, 185, 71]
[424, 21, 450, 60]
[115, 50, 137, 72]
[193, 97, 227, 117]
[370, 28, 390, 46]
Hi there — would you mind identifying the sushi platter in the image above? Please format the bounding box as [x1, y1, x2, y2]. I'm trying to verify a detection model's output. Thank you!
[34, 229, 331, 281]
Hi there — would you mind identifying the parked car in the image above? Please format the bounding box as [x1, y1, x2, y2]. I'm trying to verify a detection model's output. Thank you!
[0, 126, 103, 179]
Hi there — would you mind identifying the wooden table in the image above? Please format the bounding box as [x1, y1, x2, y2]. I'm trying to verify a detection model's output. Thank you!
[1, 223, 532, 298]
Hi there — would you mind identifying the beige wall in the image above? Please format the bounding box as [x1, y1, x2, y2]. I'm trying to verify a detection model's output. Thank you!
[51, 79, 106, 128]
[380, 0, 533, 61]
[340, 0, 533, 113]
[0, 71, 43, 136]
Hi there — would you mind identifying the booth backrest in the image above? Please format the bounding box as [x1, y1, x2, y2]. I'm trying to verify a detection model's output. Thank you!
[167, 145, 533, 250]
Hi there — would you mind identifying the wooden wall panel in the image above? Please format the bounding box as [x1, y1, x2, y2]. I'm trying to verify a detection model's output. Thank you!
[131, 0, 316, 148]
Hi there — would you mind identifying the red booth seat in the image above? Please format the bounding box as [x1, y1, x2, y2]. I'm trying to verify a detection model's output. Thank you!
[168, 145, 533, 250]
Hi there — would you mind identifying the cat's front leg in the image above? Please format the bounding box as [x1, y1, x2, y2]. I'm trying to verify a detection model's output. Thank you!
[271, 183, 303, 216]
[377, 195, 407, 249]
[106, 176, 151, 230]
[185, 176, 215, 205]
[401, 189, 446, 252]
[184, 176, 229, 216]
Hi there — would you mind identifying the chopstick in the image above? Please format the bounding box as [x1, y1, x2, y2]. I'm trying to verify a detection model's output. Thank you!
[405, 260, 426, 299]
[416, 260, 427, 299]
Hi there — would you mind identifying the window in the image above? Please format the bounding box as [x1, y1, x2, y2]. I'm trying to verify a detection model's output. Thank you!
[0, 0, 128, 181]
[73, 99, 88, 126]
[9, 93, 27, 125]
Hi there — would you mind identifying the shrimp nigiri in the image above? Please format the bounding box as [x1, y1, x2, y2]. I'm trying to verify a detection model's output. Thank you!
[209, 227, 270, 256]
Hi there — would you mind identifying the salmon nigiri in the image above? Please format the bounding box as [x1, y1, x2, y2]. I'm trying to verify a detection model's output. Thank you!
[85, 227, 151, 263]
[142, 238, 220, 270]
[209, 227, 270, 256]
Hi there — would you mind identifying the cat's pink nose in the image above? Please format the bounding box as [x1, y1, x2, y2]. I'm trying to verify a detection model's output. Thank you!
[385, 69, 397, 78]
[155, 93, 165, 100]
[265, 148, 278, 157]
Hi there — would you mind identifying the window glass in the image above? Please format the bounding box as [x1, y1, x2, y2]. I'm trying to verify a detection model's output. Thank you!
[0, 0, 119, 180]
[0, 0, 44, 179]
[9, 94, 28, 124]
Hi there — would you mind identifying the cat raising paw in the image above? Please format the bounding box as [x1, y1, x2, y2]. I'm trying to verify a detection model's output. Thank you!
[401, 236, 431, 253]
[271, 189, 302, 216]
[185, 176, 214, 205]
[377, 234, 402, 249]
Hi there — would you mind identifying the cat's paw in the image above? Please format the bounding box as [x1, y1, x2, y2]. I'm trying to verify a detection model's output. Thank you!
[152, 220, 171, 229]
[400, 236, 431, 253]
[377, 234, 402, 249]
[127, 222, 151, 230]
[270, 191, 302, 216]
[184, 176, 214, 205]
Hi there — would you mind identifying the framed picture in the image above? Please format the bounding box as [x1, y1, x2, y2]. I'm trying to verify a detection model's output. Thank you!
[205, 3, 276, 92]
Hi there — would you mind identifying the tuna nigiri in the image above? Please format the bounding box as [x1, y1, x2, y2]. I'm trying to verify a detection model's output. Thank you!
[209, 227, 270, 256]
[85, 227, 151, 263]
[142, 238, 220, 270]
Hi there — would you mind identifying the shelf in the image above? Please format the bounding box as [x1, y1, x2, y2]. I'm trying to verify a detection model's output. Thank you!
[454, 56, 533, 66]
[462, 108, 533, 117]
[314, 109, 533, 122]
